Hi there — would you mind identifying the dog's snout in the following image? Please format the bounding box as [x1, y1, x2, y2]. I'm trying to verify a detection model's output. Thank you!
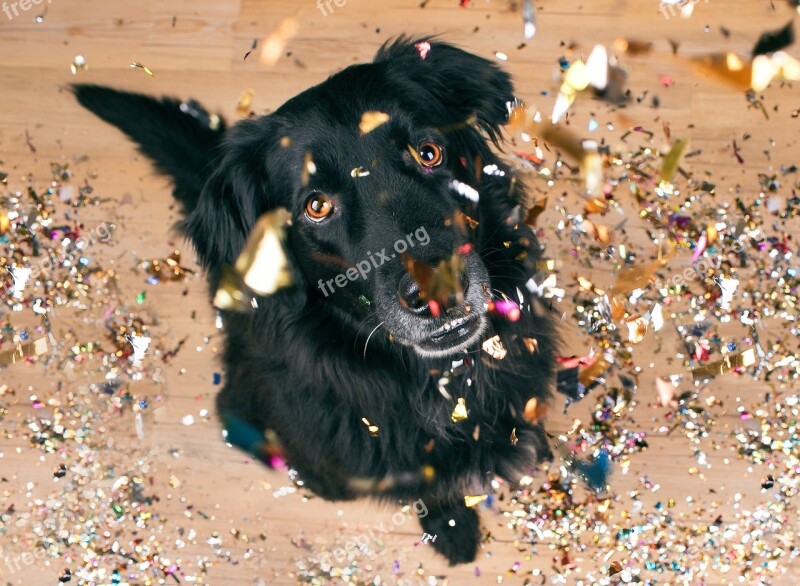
[398, 273, 431, 316]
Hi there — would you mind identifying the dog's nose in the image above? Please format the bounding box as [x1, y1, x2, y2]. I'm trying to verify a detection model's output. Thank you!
[398, 272, 471, 316]
[398, 273, 430, 315]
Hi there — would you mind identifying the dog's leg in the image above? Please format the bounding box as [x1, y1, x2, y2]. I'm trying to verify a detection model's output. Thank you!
[419, 501, 482, 565]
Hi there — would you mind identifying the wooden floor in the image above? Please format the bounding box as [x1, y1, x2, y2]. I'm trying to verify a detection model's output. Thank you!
[1, 0, 799, 584]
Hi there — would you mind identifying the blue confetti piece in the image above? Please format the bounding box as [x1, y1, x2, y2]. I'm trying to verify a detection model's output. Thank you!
[576, 448, 611, 492]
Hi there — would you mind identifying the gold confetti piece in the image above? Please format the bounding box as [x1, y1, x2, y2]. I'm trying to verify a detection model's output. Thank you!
[0, 336, 49, 366]
[522, 337, 538, 354]
[692, 348, 756, 381]
[141, 250, 193, 282]
[582, 218, 612, 244]
[213, 266, 255, 311]
[236, 89, 255, 117]
[130, 61, 155, 77]
[524, 397, 547, 423]
[611, 262, 660, 296]
[552, 45, 609, 124]
[706, 222, 718, 244]
[581, 140, 603, 196]
[451, 398, 468, 423]
[464, 494, 488, 508]
[584, 197, 607, 214]
[660, 138, 688, 184]
[482, 335, 507, 360]
[235, 209, 292, 296]
[626, 314, 648, 344]
[578, 357, 612, 387]
[359, 111, 390, 135]
[361, 417, 380, 437]
[608, 296, 625, 321]
[259, 17, 299, 67]
[0, 213, 9, 235]
[536, 258, 562, 271]
[510, 427, 518, 445]
[350, 166, 370, 178]
[213, 209, 292, 310]
[524, 196, 548, 227]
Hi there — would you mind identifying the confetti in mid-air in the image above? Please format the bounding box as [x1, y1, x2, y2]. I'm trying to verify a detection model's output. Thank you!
[130, 60, 156, 76]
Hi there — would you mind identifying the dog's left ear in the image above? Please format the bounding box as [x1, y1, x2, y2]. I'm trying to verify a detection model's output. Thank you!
[375, 37, 514, 140]
[180, 119, 272, 275]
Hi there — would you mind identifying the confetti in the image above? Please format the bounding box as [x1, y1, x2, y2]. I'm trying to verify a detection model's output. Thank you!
[236, 88, 255, 117]
[361, 417, 380, 437]
[214, 208, 293, 310]
[481, 335, 507, 360]
[691, 348, 757, 380]
[522, 0, 536, 39]
[415, 41, 431, 60]
[0, 336, 49, 366]
[130, 60, 156, 77]
[259, 17, 299, 66]
[358, 111, 391, 135]
[464, 494, 488, 507]
[525, 274, 564, 300]
[70, 54, 87, 75]
[451, 398, 468, 422]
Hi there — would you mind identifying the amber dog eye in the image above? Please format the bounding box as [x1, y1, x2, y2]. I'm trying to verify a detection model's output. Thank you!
[304, 193, 334, 222]
[416, 141, 444, 167]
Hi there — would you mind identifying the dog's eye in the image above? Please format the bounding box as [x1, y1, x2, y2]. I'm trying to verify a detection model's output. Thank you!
[304, 193, 334, 222]
[416, 141, 444, 168]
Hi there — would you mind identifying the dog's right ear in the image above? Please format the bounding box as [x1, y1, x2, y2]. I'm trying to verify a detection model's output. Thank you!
[375, 37, 514, 142]
[180, 120, 271, 275]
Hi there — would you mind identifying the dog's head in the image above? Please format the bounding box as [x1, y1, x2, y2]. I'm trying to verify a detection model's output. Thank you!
[186, 38, 517, 358]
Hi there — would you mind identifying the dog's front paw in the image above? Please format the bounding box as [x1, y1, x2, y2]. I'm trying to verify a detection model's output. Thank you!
[420, 505, 481, 565]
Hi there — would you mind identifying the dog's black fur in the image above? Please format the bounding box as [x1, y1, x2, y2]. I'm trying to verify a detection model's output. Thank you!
[73, 37, 557, 565]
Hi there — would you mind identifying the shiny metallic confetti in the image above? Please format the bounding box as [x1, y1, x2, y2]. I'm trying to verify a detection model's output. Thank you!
[213, 208, 293, 310]
[130, 60, 156, 76]
[0, 336, 49, 366]
[451, 397, 468, 422]
[464, 494, 488, 507]
[692, 348, 757, 380]
[360, 417, 380, 437]
[481, 335, 507, 360]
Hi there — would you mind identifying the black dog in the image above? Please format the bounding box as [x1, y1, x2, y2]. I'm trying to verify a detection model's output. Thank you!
[74, 37, 557, 565]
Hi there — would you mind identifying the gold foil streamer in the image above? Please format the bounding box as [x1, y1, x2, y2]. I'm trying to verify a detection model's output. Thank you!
[0, 337, 49, 366]
[692, 348, 757, 381]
